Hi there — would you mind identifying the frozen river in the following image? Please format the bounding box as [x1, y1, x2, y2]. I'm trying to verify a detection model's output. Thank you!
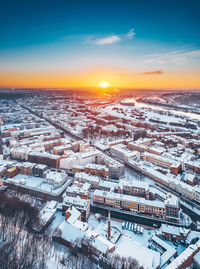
[134, 100, 200, 121]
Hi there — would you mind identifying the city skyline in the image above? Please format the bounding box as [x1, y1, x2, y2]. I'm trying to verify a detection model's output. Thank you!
[0, 0, 200, 89]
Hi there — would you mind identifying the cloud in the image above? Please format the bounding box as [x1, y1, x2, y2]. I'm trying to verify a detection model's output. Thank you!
[87, 35, 121, 45]
[126, 28, 135, 39]
[139, 70, 163, 75]
[117, 70, 163, 77]
[144, 49, 200, 65]
[85, 28, 136, 45]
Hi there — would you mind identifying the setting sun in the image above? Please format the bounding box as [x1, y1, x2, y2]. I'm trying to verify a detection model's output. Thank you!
[98, 81, 110, 88]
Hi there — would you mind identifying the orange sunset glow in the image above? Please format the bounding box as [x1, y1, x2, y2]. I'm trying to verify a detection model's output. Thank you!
[0, 69, 200, 89]
[98, 81, 110, 88]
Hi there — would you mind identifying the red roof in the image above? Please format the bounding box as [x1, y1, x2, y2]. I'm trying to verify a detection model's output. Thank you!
[7, 128, 18, 132]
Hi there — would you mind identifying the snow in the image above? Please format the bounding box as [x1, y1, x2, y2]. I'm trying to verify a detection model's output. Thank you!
[193, 250, 200, 265]
[63, 195, 89, 209]
[65, 206, 81, 224]
[85, 163, 109, 171]
[119, 178, 149, 190]
[93, 189, 166, 208]
[165, 195, 179, 207]
[40, 201, 57, 224]
[40, 183, 55, 192]
[94, 141, 109, 151]
[89, 215, 155, 247]
[49, 211, 65, 233]
[165, 240, 200, 269]
[6, 174, 72, 194]
[114, 235, 160, 269]
[8, 174, 43, 188]
[151, 235, 177, 267]
[88, 214, 159, 268]
[91, 235, 114, 254]
[185, 230, 200, 244]
[149, 186, 167, 200]
[161, 224, 181, 236]
[104, 100, 200, 127]
[44, 170, 67, 186]
[75, 172, 100, 183]
[87, 214, 187, 268]
[73, 220, 88, 231]
[56, 220, 85, 244]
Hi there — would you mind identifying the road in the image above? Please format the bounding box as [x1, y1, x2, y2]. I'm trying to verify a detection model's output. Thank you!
[90, 203, 184, 228]
[21, 103, 200, 226]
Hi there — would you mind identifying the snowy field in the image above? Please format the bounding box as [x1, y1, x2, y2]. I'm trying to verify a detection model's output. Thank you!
[103, 102, 199, 132]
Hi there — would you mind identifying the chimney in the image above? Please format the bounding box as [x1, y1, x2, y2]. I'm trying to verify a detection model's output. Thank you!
[108, 210, 111, 239]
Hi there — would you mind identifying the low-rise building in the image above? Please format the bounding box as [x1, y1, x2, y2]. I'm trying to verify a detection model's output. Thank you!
[165, 194, 180, 222]
[165, 240, 200, 269]
[187, 161, 200, 173]
[84, 163, 109, 178]
[110, 144, 140, 163]
[65, 182, 91, 200]
[161, 224, 189, 241]
[62, 195, 90, 221]
[28, 151, 63, 168]
[118, 179, 149, 199]
[33, 164, 48, 178]
[143, 152, 182, 175]
[93, 190, 167, 219]
[74, 172, 100, 188]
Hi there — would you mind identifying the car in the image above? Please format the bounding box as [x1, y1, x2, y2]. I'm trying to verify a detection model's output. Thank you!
[153, 224, 158, 228]
[134, 224, 137, 233]
[140, 226, 144, 234]
[131, 223, 134, 232]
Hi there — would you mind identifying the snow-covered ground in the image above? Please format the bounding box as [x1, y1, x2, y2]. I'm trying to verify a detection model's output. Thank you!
[103, 102, 199, 132]
[88, 214, 187, 268]
[48, 211, 188, 264]
[88, 214, 155, 247]
[48, 211, 65, 234]
[125, 167, 156, 185]
[46, 243, 97, 269]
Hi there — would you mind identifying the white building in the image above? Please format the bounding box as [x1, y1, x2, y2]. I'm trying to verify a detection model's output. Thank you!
[44, 169, 67, 188]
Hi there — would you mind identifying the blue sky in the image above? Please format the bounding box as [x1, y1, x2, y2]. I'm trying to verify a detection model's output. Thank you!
[0, 0, 200, 88]
[1, 0, 200, 48]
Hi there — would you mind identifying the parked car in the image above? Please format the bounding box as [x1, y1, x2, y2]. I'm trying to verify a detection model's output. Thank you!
[131, 223, 134, 232]
[153, 223, 158, 228]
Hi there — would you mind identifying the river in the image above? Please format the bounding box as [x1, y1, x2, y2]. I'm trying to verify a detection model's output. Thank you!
[133, 100, 200, 121]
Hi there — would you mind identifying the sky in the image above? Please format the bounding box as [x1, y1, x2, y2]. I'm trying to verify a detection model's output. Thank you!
[0, 0, 200, 89]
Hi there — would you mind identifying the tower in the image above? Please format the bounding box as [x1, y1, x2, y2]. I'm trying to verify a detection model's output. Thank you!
[108, 210, 111, 239]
